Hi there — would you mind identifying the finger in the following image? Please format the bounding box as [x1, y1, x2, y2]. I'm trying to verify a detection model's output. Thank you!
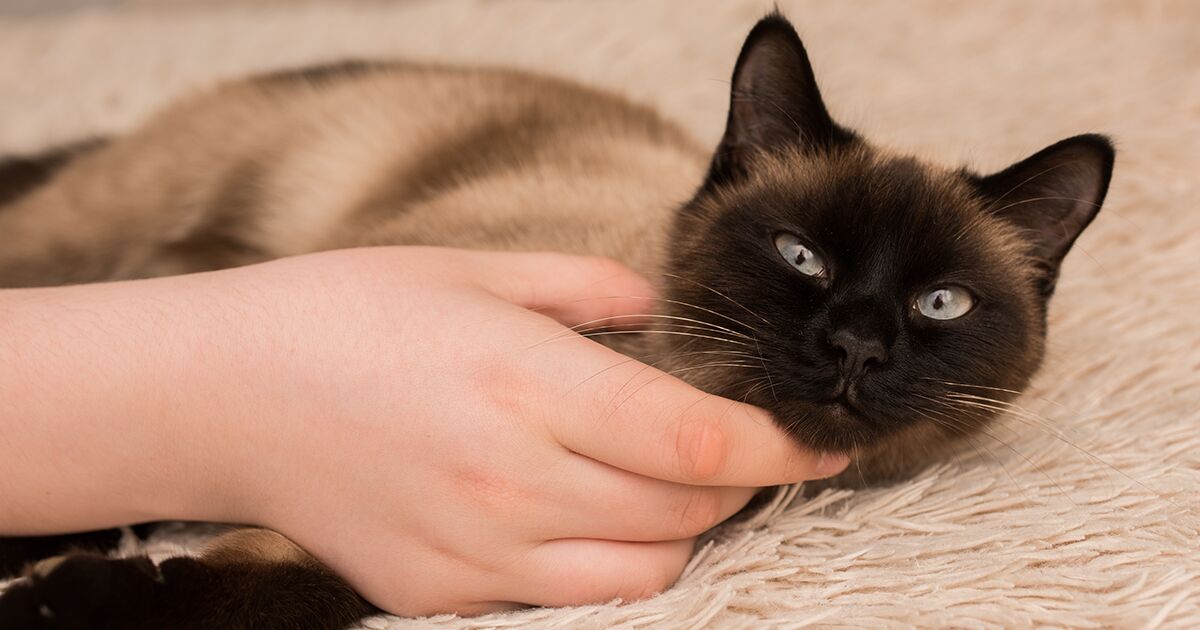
[542, 455, 759, 542]
[463, 250, 658, 329]
[538, 337, 851, 486]
[511, 538, 695, 608]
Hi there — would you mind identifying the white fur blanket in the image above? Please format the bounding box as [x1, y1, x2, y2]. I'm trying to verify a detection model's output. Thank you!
[1, 1, 1197, 627]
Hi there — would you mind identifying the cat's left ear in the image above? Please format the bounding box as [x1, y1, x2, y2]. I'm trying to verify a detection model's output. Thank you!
[704, 12, 856, 190]
[972, 134, 1115, 297]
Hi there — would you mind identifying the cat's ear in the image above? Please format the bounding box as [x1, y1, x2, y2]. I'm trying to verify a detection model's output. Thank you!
[704, 12, 855, 190]
[972, 134, 1115, 296]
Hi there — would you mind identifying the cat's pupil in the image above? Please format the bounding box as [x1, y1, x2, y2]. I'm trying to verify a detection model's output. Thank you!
[773, 233, 825, 278]
[917, 287, 973, 320]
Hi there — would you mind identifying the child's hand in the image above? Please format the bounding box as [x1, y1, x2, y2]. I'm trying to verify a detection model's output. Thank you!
[0, 247, 849, 616]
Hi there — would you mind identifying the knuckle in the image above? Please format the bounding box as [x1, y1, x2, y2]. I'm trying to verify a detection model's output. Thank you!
[671, 490, 723, 538]
[470, 355, 543, 423]
[675, 418, 729, 482]
[449, 464, 530, 519]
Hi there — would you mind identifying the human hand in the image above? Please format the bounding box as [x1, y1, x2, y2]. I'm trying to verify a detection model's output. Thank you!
[31, 247, 849, 616]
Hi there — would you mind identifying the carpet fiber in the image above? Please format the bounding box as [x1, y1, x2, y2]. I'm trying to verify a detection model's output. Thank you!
[1, 1, 1197, 627]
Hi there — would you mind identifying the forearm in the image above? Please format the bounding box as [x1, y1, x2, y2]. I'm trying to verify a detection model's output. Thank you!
[0, 275, 240, 534]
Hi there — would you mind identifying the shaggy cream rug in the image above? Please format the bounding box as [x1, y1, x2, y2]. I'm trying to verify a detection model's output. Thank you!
[1, 0, 1197, 627]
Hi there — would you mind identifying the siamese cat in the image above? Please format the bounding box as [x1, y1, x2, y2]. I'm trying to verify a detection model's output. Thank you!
[0, 13, 1113, 630]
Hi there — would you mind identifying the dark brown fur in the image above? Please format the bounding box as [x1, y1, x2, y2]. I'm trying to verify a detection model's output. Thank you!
[0, 529, 370, 629]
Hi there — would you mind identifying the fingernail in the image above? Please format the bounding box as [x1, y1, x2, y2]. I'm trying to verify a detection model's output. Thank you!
[815, 452, 850, 476]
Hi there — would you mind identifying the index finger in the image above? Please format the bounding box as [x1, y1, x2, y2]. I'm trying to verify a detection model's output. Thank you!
[460, 250, 659, 330]
[540, 337, 850, 486]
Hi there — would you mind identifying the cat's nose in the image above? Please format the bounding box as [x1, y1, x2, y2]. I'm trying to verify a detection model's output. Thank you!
[828, 329, 888, 379]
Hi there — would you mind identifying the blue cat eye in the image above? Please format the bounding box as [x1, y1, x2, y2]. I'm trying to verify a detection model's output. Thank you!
[774, 232, 827, 278]
[916, 287, 974, 320]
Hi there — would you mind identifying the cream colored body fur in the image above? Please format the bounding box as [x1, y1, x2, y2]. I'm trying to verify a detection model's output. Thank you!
[0, 66, 704, 285]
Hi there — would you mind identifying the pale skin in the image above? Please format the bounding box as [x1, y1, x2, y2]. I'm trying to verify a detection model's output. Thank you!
[0, 247, 849, 616]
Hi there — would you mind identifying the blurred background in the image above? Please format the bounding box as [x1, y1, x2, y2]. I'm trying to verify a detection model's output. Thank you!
[0, 0, 278, 14]
[0, 0, 301, 15]
[0, 0, 111, 15]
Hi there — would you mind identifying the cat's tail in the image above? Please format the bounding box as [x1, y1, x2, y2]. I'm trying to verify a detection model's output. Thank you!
[0, 138, 108, 208]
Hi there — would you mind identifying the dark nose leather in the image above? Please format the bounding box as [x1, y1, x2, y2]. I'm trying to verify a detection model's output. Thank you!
[828, 328, 888, 380]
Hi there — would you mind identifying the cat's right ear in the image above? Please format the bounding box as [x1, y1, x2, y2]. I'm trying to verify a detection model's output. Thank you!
[704, 12, 855, 191]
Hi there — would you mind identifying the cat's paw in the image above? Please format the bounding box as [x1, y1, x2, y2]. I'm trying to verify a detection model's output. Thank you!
[0, 553, 164, 630]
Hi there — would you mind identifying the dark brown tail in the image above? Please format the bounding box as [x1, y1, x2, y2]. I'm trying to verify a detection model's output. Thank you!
[0, 530, 126, 579]
[0, 528, 374, 630]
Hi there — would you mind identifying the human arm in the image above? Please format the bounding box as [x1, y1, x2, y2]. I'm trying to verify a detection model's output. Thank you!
[0, 247, 848, 615]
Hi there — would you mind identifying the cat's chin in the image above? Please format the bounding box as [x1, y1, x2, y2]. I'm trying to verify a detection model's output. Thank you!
[814, 400, 878, 441]
[771, 398, 891, 455]
[816, 399, 867, 425]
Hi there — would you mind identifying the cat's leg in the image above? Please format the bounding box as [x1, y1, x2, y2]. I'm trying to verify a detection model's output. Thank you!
[0, 528, 373, 630]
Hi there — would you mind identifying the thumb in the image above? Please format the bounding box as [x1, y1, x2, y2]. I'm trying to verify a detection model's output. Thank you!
[466, 251, 658, 329]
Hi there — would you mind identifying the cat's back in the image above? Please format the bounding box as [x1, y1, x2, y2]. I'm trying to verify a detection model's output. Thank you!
[97, 62, 709, 275]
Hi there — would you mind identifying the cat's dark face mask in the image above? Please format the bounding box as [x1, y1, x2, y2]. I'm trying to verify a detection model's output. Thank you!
[660, 13, 1113, 480]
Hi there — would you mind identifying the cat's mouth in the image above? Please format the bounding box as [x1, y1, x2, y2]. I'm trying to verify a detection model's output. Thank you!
[802, 382, 879, 430]
[817, 397, 872, 426]
[780, 380, 889, 450]
[826, 378, 871, 417]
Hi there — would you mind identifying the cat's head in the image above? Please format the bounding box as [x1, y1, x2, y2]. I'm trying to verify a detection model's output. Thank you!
[660, 13, 1114, 483]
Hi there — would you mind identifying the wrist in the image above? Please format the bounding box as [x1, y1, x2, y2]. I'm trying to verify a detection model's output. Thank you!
[0, 274, 248, 532]
[126, 269, 269, 526]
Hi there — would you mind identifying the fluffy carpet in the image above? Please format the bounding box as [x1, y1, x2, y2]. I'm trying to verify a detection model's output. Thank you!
[1, 0, 1197, 627]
